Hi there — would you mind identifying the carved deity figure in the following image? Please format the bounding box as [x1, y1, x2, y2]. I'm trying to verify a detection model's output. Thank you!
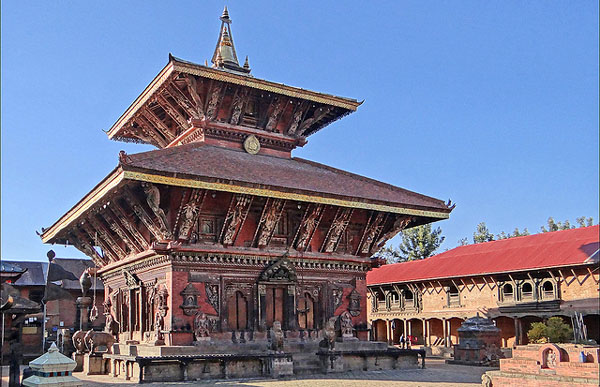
[324, 214, 349, 252]
[205, 284, 219, 312]
[546, 349, 557, 368]
[287, 108, 304, 134]
[361, 222, 383, 254]
[258, 204, 280, 246]
[230, 94, 244, 124]
[269, 321, 284, 352]
[340, 311, 354, 337]
[331, 288, 343, 311]
[296, 208, 320, 250]
[178, 203, 198, 239]
[194, 312, 211, 340]
[321, 317, 337, 351]
[142, 182, 171, 237]
[223, 199, 247, 244]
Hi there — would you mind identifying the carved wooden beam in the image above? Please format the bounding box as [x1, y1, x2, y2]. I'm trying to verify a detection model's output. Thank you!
[265, 98, 286, 132]
[88, 215, 127, 258]
[80, 222, 119, 263]
[123, 186, 168, 241]
[371, 215, 413, 255]
[156, 94, 190, 132]
[219, 194, 253, 246]
[292, 203, 324, 251]
[133, 116, 169, 148]
[297, 106, 333, 136]
[166, 82, 200, 120]
[356, 212, 386, 255]
[109, 202, 149, 250]
[100, 209, 144, 254]
[140, 108, 176, 143]
[176, 189, 206, 241]
[253, 198, 286, 247]
[183, 75, 205, 118]
[70, 228, 107, 267]
[321, 207, 353, 253]
[140, 182, 173, 239]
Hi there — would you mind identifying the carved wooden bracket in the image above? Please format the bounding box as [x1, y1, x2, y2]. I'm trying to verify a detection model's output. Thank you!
[253, 198, 286, 247]
[293, 203, 324, 251]
[321, 208, 353, 253]
[220, 194, 253, 246]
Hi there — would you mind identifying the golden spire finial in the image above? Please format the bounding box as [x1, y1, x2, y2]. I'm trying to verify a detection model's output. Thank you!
[243, 56, 250, 70]
[210, 8, 251, 75]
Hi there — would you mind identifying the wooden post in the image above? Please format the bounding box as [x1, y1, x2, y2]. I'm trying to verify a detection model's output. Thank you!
[442, 318, 447, 347]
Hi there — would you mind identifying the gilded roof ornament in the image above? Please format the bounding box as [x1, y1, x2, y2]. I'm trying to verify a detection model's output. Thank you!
[211, 7, 251, 75]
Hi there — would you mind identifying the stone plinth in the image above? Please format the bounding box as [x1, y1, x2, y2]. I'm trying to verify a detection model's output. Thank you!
[72, 352, 84, 372]
[22, 343, 82, 387]
[84, 353, 106, 375]
[483, 343, 600, 387]
[447, 314, 503, 366]
[271, 355, 294, 378]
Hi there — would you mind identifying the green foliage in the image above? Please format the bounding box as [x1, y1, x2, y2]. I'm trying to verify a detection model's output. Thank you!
[376, 224, 445, 263]
[457, 237, 469, 246]
[527, 317, 573, 344]
[576, 216, 594, 227]
[545, 317, 573, 343]
[473, 222, 494, 244]
[527, 322, 549, 344]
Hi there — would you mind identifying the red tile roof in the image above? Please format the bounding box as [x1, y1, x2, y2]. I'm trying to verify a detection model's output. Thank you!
[123, 143, 451, 213]
[367, 225, 600, 285]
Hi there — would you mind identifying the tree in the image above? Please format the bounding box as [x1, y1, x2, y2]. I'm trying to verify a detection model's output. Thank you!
[527, 317, 573, 344]
[457, 237, 469, 246]
[473, 222, 494, 244]
[576, 216, 594, 228]
[376, 224, 445, 263]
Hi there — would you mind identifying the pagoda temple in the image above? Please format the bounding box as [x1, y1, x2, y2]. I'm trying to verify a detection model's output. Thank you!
[41, 8, 452, 378]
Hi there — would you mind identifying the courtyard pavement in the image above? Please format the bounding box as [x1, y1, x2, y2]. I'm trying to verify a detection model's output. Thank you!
[69, 358, 495, 387]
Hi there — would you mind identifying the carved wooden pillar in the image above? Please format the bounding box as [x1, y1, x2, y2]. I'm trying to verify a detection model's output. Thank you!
[285, 285, 297, 331]
[258, 284, 267, 332]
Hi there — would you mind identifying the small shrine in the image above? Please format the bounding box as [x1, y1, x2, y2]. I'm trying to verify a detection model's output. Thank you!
[22, 343, 82, 387]
[40, 7, 450, 381]
[448, 314, 503, 366]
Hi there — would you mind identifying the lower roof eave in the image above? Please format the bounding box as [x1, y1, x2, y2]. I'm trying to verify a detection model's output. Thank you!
[122, 168, 452, 220]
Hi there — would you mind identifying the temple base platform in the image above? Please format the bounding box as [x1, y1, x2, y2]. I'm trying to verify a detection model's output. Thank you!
[103, 340, 425, 382]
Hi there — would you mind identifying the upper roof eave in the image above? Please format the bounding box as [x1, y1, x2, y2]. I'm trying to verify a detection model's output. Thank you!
[107, 56, 362, 141]
[40, 167, 125, 244]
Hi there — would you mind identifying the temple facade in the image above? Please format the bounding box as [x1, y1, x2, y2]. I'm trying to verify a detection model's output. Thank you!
[41, 8, 453, 352]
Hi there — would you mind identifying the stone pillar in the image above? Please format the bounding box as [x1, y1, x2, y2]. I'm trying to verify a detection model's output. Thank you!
[128, 289, 134, 341]
[447, 319, 451, 347]
[422, 319, 427, 346]
[426, 319, 431, 346]
[408, 320, 412, 336]
[76, 296, 92, 331]
[442, 318, 448, 347]
[386, 320, 392, 344]
[403, 319, 407, 339]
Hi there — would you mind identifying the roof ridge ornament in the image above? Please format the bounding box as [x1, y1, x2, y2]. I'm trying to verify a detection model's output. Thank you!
[211, 7, 251, 75]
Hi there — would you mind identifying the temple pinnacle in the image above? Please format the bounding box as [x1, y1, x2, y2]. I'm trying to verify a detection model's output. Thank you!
[211, 8, 251, 75]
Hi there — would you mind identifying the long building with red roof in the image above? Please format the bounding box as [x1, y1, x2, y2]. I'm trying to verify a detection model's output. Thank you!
[366, 225, 599, 353]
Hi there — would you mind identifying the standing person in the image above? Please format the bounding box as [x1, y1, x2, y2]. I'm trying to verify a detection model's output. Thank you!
[399, 333, 405, 349]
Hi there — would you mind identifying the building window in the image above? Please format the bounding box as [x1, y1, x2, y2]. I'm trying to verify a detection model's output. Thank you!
[404, 290, 414, 309]
[541, 281, 555, 300]
[447, 285, 460, 307]
[521, 282, 534, 300]
[502, 283, 514, 301]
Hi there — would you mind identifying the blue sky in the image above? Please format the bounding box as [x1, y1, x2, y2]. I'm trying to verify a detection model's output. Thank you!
[2, 1, 598, 261]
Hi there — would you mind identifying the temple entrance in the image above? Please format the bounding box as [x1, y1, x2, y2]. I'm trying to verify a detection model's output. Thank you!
[265, 285, 286, 328]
